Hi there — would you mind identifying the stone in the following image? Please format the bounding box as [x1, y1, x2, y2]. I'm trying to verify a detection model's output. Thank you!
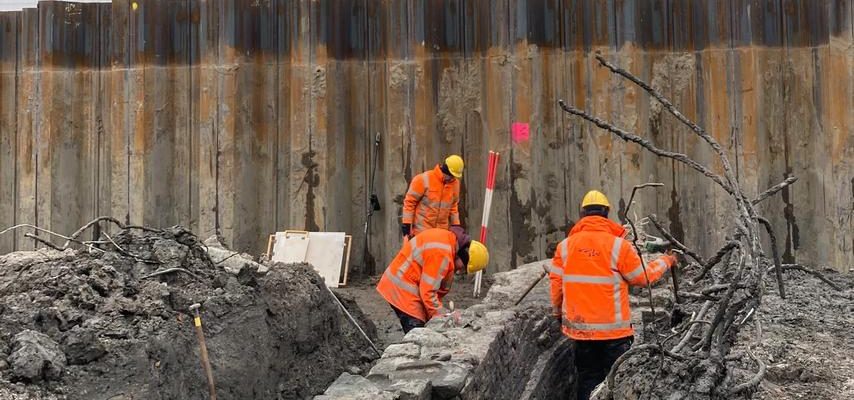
[204, 239, 267, 276]
[483, 261, 549, 306]
[62, 326, 107, 365]
[383, 343, 421, 359]
[389, 362, 470, 399]
[367, 356, 414, 380]
[389, 379, 431, 400]
[315, 372, 395, 400]
[402, 328, 450, 347]
[8, 330, 67, 381]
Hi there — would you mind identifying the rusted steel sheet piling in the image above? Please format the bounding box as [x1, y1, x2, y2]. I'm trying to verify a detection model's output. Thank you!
[0, 0, 850, 273]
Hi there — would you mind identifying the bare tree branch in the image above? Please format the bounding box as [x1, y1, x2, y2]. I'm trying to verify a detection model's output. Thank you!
[770, 264, 843, 292]
[752, 176, 798, 205]
[756, 217, 785, 299]
[726, 350, 767, 396]
[558, 100, 734, 196]
[647, 214, 705, 265]
[695, 241, 739, 281]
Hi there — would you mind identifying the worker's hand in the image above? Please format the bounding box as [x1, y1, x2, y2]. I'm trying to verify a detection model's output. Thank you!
[401, 223, 411, 238]
[551, 305, 562, 320]
[662, 252, 678, 267]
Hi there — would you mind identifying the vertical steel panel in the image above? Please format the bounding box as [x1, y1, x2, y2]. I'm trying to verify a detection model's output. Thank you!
[0, 12, 18, 252]
[0, 0, 850, 271]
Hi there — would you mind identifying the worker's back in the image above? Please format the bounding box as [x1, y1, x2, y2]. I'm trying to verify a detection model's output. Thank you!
[557, 216, 637, 341]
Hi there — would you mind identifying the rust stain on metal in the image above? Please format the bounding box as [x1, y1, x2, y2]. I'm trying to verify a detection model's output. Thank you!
[0, 0, 850, 272]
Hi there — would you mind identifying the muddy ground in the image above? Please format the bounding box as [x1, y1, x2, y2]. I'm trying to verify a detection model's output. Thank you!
[748, 269, 854, 399]
[339, 273, 492, 349]
[607, 266, 854, 400]
[0, 226, 376, 399]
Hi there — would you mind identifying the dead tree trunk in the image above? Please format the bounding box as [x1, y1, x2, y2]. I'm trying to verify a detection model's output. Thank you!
[558, 53, 799, 399]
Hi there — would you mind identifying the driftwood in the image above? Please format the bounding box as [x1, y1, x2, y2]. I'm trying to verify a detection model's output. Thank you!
[770, 264, 843, 292]
[560, 54, 800, 399]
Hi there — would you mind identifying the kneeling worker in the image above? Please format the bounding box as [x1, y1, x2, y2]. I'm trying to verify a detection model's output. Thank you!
[549, 190, 677, 400]
[377, 226, 489, 333]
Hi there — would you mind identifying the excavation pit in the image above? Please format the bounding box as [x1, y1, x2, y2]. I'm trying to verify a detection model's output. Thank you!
[318, 262, 577, 400]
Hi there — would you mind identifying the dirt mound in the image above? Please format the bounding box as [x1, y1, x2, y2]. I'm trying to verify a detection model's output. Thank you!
[0, 226, 376, 399]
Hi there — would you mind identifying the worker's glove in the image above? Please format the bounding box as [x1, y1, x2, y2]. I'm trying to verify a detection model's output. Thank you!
[401, 224, 411, 238]
[662, 253, 678, 268]
[551, 306, 562, 320]
[433, 310, 462, 328]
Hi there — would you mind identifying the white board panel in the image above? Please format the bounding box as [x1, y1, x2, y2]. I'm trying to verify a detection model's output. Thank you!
[271, 231, 309, 264]
[305, 232, 346, 288]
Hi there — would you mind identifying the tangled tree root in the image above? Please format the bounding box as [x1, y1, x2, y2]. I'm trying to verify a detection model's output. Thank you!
[560, 53, 801, 399]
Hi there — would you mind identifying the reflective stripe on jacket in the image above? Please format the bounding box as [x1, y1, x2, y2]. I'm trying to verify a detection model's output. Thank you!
[376, 228, 457, 322]
[401, 165, 461, 235]
[549, 216, 675, 340]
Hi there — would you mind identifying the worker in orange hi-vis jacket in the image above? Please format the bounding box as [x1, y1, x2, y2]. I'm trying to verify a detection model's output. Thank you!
[377, 226, 488, 333]
[400, 155, 464, 239]
[549, 190, 677, 400]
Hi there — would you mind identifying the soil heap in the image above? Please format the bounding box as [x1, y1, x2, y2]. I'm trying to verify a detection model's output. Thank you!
[0, 226, 376, 399]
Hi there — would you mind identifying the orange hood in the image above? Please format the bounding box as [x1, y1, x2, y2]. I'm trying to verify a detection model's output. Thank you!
[569, 216, 627, 238]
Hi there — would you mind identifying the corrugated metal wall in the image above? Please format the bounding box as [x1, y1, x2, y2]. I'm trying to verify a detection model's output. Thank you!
[0, 0, 851, 274]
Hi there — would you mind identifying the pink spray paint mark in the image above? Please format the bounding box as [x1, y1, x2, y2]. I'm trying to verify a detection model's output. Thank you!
[511, 122, 530, 144]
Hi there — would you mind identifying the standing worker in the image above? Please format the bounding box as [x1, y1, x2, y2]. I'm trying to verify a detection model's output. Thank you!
[401, 155, 465, 239]
[549, 190, 676, 400]
[377, 226, 488, 333]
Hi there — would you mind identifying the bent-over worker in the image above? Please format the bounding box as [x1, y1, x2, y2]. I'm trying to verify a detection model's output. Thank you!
[549, 190, 677, 400]
[377, 226, 488, 333]
[401, 155, 464, 239]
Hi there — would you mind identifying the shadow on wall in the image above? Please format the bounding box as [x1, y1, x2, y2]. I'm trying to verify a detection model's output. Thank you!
[462, 308, 575, 400]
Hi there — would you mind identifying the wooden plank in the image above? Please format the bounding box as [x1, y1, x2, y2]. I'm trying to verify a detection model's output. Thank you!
[466, 0, 513, 272]
[274, 0, 294, 238]
[287, 0, 314, 233]
[228, 0, 280, 253]
[15, 8, 39, 250]
[0, 12, 18, 252]
[108, 0, 130, 229]
[373, 0, 414, 268]
[195, 0, 220, 241]
[822, 0, 854, 270]
[93, 4, 111, 233]
[318, 0, 369, 268]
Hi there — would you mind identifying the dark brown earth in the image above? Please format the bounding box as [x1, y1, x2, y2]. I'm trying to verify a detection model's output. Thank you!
[0, 227, 376, 400]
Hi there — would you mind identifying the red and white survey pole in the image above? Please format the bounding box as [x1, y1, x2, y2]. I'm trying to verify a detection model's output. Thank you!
[474, 151, 499, 297]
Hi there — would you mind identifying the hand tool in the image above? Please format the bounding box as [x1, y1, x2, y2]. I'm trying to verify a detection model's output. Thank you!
[322, 284, 382, 357]
[514, 263, 550, 306]
[189, 303, 217, 400]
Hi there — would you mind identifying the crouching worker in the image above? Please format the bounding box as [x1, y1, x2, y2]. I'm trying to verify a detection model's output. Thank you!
[377, 226, 488, 333]
[549, 190, 677, 400]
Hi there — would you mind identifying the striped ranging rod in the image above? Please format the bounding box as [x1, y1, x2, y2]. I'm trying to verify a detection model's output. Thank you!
[474, 151, 499, 297]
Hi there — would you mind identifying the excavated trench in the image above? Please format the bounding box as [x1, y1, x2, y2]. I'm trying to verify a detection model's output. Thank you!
[461, 307, 575, 400]
[319, 262, 578, 400]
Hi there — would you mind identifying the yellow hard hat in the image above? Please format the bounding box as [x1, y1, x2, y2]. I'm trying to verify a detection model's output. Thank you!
[581, 190, 610, 208]
[444, 155, 464, 178]
[466, 240, 489, 274]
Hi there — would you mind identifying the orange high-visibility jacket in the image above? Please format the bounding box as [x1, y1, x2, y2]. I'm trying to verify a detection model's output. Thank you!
[376, 228, 458, 322]
[548, 216, 675, 340]
[402, 165, 461, 236]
